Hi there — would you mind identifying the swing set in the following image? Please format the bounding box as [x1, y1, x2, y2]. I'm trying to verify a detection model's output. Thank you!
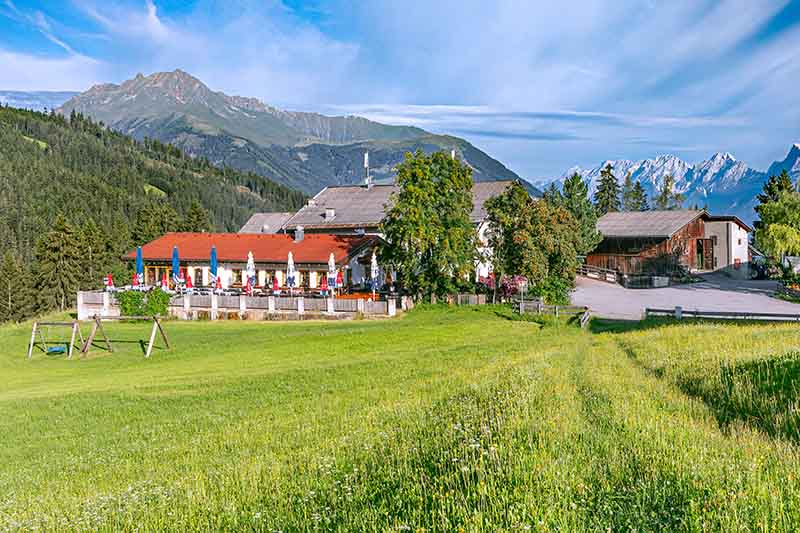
[26, 315, 170, 360]
[27, 321, 84, 359]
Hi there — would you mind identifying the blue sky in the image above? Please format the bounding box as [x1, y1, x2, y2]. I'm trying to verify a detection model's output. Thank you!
[1, 0, 799, 180]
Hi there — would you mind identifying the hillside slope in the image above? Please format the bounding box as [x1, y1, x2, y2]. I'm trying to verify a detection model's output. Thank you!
[57, 70, 531, 195]
[0, 106, 304, 259]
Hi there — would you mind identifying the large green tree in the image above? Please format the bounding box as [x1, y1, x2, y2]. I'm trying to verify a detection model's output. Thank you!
[593, 164, 621, 215]
[35, 215, 83, 312]
[629, 180, 649, 211]
[542, 182, 564, 207]
[653, 174, 684, 210]
[79, 218, 113, 290]
[561, 172, 601, 255]
[182, 200, 213, 232]
[132, 203, 181, 246]
[486, 182, 581, 303]
[755, 190, 800, 258]
[380, 150, 476, 299]
[755, 169, 796, 220]
[0, 252, 35, 322]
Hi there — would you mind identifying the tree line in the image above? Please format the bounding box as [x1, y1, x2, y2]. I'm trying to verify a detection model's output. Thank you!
[543, 164, 686, 216]
[0, 105, 305, 323]
[753, 169, 800, 262]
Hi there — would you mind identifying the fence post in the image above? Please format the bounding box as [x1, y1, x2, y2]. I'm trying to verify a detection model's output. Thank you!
[102, 291, 110, 317]
[211, 293, 218, 320]
[357, 298, 365, 314]
[239, 295, 247, 318]
[297, 297, 304, 316]
[184, 293, 191, 319]
[326, 297, 334, 314]
[519, 301, 524, 314]
[674, 306, 683, 320]
[388, 297, 397, 317]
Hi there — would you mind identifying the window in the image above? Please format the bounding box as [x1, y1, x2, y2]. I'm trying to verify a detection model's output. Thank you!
[738, 238, 742, 245]
[711, 235, 718, 246]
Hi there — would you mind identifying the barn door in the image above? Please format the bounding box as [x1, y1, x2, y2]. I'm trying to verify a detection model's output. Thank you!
[697, 239, 714, 270]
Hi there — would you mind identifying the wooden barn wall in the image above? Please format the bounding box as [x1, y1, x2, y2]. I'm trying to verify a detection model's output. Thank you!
[586, 218, 705, 274]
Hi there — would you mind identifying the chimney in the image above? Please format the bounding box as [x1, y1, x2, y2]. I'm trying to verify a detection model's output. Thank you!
[325, 207, 336, 221]
[364, 151, 372, 189]
[294, 225, 304, 242]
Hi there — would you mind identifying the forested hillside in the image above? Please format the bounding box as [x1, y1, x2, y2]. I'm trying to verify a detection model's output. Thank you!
[0, 105, 304, 322]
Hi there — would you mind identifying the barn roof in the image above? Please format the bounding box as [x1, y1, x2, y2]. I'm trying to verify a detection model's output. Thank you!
[596, 210, 707, 239]
[238, 212, 294, 234]
[126, 233, 377, 265]
[279, 180, 516, 230]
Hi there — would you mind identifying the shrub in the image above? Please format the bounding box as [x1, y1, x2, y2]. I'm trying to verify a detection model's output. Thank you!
[531, 276, 572, 305]
[116, 288, 171, 317]
[145, 288, 171, 317]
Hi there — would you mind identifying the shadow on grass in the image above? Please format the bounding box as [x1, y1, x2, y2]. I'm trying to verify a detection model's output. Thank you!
[679, 353, 800, 442]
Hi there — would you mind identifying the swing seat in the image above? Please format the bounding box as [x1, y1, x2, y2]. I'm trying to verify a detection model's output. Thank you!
[47, 346, 66, 354]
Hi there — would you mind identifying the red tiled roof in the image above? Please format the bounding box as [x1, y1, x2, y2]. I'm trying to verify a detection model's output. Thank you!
[126, 233, 377, 264]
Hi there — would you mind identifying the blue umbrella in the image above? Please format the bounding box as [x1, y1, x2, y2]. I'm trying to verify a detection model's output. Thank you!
[135, 246, 144, 286]
[210, 245, 218, 288]
[171, 246, 180, 286]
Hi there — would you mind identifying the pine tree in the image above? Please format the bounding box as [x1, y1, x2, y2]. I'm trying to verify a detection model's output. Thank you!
[653, 174, 684, 210]
[621, 172, 635, 211]
[542, 182, 564, 207]
[629, 180, 649, 211]
[593, 164, 621, 215]
[182, 200, 212, 232]
[35, 215, 83, 312]
[132, 203, 181, 245]
[561, 172, 601, 254]
[80, 218, 111, 290]
[0, 252, 34, 322]
[755, 169, 796, 220]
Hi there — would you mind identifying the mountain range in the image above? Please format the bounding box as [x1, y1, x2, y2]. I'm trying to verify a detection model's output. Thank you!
[542, 145, 800, 224]
[54, 70, 526, 195]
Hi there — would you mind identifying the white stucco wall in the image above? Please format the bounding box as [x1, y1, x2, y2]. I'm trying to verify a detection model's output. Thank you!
[704, 220, 750, 277]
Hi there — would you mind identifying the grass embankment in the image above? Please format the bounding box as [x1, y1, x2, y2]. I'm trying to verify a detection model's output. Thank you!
[1, 308, 800, 530]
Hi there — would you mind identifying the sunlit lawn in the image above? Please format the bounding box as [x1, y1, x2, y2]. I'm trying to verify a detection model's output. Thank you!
[2, 307, 800, 531]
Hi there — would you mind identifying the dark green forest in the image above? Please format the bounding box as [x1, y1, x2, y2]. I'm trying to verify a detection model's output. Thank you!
[0, 106, 305, 322]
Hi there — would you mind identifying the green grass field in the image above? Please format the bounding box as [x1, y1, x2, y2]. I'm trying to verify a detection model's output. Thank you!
[2, 307, 800, 531]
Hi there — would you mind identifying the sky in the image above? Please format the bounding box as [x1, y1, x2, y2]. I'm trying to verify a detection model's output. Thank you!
[1, 0, 799, 180]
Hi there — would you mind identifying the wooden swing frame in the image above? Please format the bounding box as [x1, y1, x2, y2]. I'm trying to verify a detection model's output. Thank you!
[81, 315, 170, 358]
[27, 321, 84, 360]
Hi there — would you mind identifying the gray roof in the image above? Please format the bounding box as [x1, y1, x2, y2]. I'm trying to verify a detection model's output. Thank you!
[597, 210, 706, 239]
[283, 180, 515, 229]
[238, 212, 295, 233]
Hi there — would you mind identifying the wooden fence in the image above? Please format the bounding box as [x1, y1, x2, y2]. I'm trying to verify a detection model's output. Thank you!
[577, 264, 620, 284]
[514, 297, 591, 329]
[645, 306, 800, 322]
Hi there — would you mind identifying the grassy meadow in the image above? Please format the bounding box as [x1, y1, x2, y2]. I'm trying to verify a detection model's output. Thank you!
[2, 306, 800, 531]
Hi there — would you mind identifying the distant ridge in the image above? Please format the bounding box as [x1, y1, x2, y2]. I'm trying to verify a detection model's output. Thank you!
[57, 69, 533, 195]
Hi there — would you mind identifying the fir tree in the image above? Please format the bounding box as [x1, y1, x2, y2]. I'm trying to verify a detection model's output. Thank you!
[542, 182, 564, 207]
[593, 164, 621, 215]
[35, 215, 83, 312]
[561, 172, 601, 254]
[79, 218, 111, 290]
[621, 172, 635, 211]
[755, 169, 796, 220]
[132, 203, 181, 245]
[182, 200, 212, 232]
[0, 252, 34, 322]
[653, 174, 685, 210]
[628, 180, 649, 211]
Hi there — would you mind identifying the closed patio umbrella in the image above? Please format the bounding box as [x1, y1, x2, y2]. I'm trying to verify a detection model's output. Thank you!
[370, 250, 379, 299]
[161, 272, 169, 290]
[246, 251, 256, 289]
[328, 252, 337, 290]
[135, 246, 144, 288]
[185, 271, 194, 293]
[210, 245, 218, 291]
[272, 274, 280, 295]
[172, 246, 181, 287]
[286, 252, 296, 295]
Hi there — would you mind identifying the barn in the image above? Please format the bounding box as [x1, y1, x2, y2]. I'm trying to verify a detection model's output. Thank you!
[586, 210, 751, 277]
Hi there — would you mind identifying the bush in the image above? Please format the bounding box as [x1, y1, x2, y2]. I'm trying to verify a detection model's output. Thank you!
[116, 288, 171, 317]
[531, 276, 572, 305]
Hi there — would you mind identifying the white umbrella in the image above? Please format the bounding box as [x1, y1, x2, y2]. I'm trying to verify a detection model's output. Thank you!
[328, 252, 337, 291]
[370, 251, 379, 298]
[286, 251, 296, 294]
[246, 251, 256, 286]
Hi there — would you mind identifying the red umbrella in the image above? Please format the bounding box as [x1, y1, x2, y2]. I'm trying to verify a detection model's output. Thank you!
[272, 275, 280, 294]
[320, 274, 328, 292]
[245, 276, 253, 296]
[132, 271, 139, 287]
[161, 272, 169, 290]
[215, 276, 222, 291]
[185, 273, 193, 289]
[336, 270, 344, 287]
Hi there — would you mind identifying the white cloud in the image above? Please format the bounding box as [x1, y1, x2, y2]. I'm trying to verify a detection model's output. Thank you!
[0, 49, 104, 91]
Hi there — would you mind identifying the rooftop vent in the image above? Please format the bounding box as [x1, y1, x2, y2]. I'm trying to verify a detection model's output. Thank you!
[325, 207, 336, 221]
[294, 225, 304, 242]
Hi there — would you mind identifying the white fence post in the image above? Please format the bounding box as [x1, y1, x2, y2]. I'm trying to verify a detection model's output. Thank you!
[674, 306, 683, 320]
[297, 297, 304, 316]
[388, 298, 397, 317]
[211, 293, 218, 320]
[77, 292, 86, 321]
[326, 297, 334, 314]
[268, 295, 275, 313]
[184, 293, 191, 319]
[102, 291, 110, 317]
[239, 295, 247, 317]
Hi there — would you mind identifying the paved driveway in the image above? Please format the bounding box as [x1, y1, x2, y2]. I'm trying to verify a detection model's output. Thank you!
[572, 273, 800, 320]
